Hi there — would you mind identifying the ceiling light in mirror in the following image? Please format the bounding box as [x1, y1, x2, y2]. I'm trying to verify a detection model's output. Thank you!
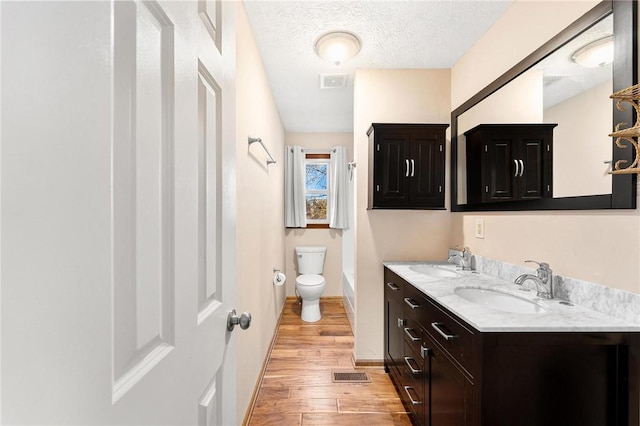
[314, 31, 361, 66]
[571, 36, 614, 68]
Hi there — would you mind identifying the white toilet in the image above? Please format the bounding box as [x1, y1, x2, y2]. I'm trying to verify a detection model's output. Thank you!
[295, 246, 327, 322]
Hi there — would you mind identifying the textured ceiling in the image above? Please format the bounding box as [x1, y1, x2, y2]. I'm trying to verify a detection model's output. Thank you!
[242, 0, 514, 133]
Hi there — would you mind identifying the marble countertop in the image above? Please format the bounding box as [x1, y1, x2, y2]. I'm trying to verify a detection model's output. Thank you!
[384, 261, 640, 333]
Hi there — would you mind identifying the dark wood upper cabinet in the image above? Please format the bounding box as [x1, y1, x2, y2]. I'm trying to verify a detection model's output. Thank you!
[368, 123, 449, 209]
[465, 124, 556, 204]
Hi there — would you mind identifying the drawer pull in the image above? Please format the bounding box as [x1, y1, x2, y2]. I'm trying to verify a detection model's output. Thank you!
[404, 297, 421, 309]
[404, 356, 422, 374]
[421, 345, 431, 359]
[397, 318, 406, 328]
[386, 282, 399, 291]
[404, 327, 421, 342]
[403, 386, 422, 405]
[431, 322, 457, 341]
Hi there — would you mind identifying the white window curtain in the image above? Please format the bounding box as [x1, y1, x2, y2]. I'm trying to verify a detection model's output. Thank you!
[285, 145, 307, 228]
[329, 146, 349, 229]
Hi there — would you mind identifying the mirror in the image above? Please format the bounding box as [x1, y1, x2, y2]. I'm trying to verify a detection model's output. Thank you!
[450, 1, 637, 211]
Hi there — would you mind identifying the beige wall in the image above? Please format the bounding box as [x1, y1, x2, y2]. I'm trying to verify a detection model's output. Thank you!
[284, 133, 353, 298]
[353, 69, 453, 362]
[450, 0, 640, 294]
[545, 81, 612, 197]
[457, 69, 544, 204]
[451, 0, 598, 110]
[235, 3, 286, 421]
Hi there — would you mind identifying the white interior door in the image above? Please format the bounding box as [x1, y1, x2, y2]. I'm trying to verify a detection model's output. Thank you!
[0, 1, 238, 424]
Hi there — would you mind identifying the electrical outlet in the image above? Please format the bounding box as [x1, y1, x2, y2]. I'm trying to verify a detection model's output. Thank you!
[475, 218, 485, 239]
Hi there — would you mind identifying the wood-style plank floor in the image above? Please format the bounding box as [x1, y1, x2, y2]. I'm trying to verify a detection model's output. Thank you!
[246, 298, 412, 426]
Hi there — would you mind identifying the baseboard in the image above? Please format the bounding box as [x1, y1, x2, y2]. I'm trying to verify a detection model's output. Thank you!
[241, 302, 287, 426]
[284, 295, 345, 302]
[352, 355, 385, 368]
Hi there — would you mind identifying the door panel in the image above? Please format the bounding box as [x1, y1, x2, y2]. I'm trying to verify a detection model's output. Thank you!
[1, 1, 237, 424]
[485, 140, 515, 201]
[411, 135, 443, 206]
[197, 63, 223, 322]
[112, 0, 176, 400]
[378, 135, 408, 206]
[520, 139, 544, 199]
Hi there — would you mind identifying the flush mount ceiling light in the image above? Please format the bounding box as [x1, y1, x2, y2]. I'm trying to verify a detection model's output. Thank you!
[571, 36, 614, 68]
[314, 31, 361, 66]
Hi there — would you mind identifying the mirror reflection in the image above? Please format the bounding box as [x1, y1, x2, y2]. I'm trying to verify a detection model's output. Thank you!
[457, 14, 613, 205]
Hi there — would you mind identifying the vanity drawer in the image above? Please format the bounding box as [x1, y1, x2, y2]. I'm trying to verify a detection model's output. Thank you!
[424, 298, 474, 374]
[399, 345, 425, 424]
[403, 374, 425, 422]
[403, 284, 427, 323]
[403, 316, 423, 355]
[384, 269, 405, 303]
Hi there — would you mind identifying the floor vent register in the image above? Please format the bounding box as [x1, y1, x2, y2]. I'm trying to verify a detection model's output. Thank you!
[332, 371, 370, 383]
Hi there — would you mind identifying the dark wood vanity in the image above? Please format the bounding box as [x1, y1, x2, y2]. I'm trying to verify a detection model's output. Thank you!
[384, 266, 640, 426]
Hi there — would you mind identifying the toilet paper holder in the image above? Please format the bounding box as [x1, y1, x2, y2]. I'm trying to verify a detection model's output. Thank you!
[273, 268, 286, 286]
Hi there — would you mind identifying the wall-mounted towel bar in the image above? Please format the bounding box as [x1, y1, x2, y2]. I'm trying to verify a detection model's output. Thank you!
[249, 137, 276, 165]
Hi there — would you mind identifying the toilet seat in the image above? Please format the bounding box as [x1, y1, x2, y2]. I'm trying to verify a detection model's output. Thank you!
[296, 274, 325, 286]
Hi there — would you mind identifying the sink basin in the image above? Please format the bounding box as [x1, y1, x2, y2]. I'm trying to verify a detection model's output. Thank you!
[454, 287, 546, 314]
[409, 264, 460, 278]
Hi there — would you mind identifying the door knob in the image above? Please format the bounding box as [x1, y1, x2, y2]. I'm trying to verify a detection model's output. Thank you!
[227, 309, 252, 331]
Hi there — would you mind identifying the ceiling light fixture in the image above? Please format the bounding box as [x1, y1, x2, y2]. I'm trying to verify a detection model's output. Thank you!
[314, 31, 361, 66]
[571, 36, 614, 68]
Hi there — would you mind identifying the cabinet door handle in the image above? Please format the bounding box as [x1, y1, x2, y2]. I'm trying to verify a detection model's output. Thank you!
[404, 298, 421, 309]
[421, 345, 431, 359]
[404, 356, 422, 374]
[404, 327, 421, 342]
[519, 159, 525, 177]
[431, 322, 457, 341]
[514, 159, 519, 177]
[386, 282, 399, 291]
[403, 386, 422, 405]
[397, 318, 406, 328]
[405, 159, 410, 177]
[410, 159, 415, 177]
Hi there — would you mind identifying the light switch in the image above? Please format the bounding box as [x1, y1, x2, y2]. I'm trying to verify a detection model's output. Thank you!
[475, 218, 485, 239]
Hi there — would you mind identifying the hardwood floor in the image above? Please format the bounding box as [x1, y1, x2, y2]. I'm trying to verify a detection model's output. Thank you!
[246, 298, 412, 426]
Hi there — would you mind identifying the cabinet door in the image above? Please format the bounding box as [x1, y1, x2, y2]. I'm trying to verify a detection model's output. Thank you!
[483, 138, 516, 202]
[410, 132, 445, 206]
[518, 134, 552, 199]
[426, 334, 473, 426]
[386, 295, 405, 372]
[375, 130, 410, 207]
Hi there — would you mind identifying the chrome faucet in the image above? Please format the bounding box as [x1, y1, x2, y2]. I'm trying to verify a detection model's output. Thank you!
[447, 247, 473, 271]
[514, 260, 554, 299]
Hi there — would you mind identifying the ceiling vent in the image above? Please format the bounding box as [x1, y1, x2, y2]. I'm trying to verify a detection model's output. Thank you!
[320, 73, 348, 89]
[543, 75, 568, 87]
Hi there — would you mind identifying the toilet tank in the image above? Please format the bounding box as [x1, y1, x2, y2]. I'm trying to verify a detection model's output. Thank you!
[295, 246, 327, 275]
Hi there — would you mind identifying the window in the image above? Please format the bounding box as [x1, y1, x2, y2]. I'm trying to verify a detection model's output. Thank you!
[305, 153, 330, 227]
